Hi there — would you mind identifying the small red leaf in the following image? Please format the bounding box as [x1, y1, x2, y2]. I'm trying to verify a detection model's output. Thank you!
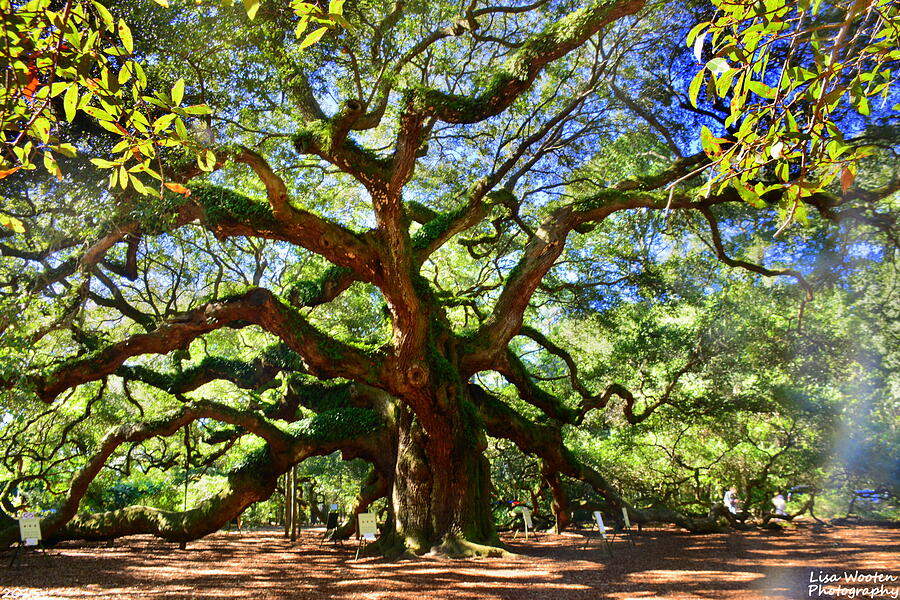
[0, 166, 22, 179]
[23, 65, 39, 99]
[164, 182, 191, 196]
[840, 168, 855, 193]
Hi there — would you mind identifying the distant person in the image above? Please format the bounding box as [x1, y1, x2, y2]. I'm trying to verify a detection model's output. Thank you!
[723, 487, 740, 514]
[772, 492, 787, 516]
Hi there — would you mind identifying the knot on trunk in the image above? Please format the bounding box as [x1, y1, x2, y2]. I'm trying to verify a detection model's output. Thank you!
[406, 362, 429, 387]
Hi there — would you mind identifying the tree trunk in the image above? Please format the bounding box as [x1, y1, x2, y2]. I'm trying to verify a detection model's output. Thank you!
[386, 391, 502, 557]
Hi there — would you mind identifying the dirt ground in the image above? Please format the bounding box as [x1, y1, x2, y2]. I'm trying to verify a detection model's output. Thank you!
[1, 523, 898, 600]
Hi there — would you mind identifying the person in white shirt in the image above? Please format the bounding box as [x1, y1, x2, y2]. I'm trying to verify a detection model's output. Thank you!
[723, 487, 739, 514]
[772, 492, 787, 516]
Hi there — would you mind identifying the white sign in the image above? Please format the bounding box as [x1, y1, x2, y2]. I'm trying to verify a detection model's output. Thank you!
[593, 511, 607, 540]
[520, 507, 533, 529]
[18, 515, 41, 542]
[622, 507, 631, 528]
[358, 512, 377, 540]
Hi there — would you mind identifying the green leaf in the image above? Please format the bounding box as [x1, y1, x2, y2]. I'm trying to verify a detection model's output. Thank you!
[84, 106, 115, 121]
[328, 0, 344, 15]
[706, 58, 729, 75]
[700, 125, 721, 157]
[825, 139, 851, 160]
[715, 68, 737, 98]
[97, 120, 126, 135]
[686, 22, 708, 47]
[299, 26, 329, 49]
[329, 14, 351, 29]
[118, 63, 132, 85]
[56, 143, 77, 158]
[153, 113, 177, 133]
[174, 117, 188, 141]
[63, 85, 78, 122]
[171, 79, 185, 107]
[775, 161, 789, 182]
[182, 104, 212, 115]
[295, 18, 310, 38]
[43, 151, 62, 180]
[133, 62, 148, 89]
[90, 158, 118, 169]
[794, 200, 808, 226]
[49, 82, 69, 97]
[747, 81, 776, 99]
[0, 214, 25, 234]
[32, 118, 52, 144]
[784, 110, 798, 133]
[198, 149, 216, 171]
[129, 176, 153, 195]
[735, 183, 765, 208]
[244, 0, 261, 20]
[92, 1, 114, 30]
[688, 70, 705, 107]
[118, 19, 133, 54]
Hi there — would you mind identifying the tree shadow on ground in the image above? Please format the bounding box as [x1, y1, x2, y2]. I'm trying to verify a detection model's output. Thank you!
[1, 524, 896, 600]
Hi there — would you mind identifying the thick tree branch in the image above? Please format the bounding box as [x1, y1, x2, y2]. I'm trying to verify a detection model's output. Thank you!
[403, 0, 644, 125]
[462, 188, 738, 371]
[1, 401, 390, 547]
[471, 383, 721, 532]
[19, 288, 387, 402]
[220, 155, 381, 282]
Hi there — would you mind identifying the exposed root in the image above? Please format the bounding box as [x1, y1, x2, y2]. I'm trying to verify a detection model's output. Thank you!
[427, 535, 513, 558]
[359, 531, 512, 559]
[363, 530, 408, 559]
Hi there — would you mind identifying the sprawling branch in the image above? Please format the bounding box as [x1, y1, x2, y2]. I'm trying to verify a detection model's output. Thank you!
[0, 401, 391, 547]
[496, 350, 579, 423]
[404, 0, 644, 125]
[470, 384, 721, 533]
[20, 288, 387, 402]
[697, 205, 813, 301]
[293, 121, 392, 193]
[189, 179, 380, 284]
[461, 188, 739, 371]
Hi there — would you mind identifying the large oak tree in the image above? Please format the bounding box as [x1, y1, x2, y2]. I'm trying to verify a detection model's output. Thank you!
[1, 0, 897, 554]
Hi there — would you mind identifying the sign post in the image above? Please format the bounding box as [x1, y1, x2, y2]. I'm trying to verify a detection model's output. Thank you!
[355, 512, 378, 559]
[319, 511, 341, 547]
[621, 507, 636, 546]
[584, 511, 613, 556]
[512, 506, 537, 541]
[9, 513, 49, 568]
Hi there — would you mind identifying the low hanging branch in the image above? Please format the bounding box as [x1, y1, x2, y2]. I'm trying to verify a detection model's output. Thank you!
[470, 383, 723, 533]
[17, 288, 388, 402]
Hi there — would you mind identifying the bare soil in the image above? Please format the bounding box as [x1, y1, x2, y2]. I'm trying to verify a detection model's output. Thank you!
[1, 522, 898, 600]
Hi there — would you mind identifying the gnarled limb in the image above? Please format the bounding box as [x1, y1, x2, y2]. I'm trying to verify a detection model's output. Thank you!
[234, 149, 380, 282]
[21, 288, 388, 402]
[471, 383, 722, 533]
[0, 399, 391, 547]
[405, 0, 645, 125]
[0, 399, 293, 547]
[696, 205, 813, 301]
